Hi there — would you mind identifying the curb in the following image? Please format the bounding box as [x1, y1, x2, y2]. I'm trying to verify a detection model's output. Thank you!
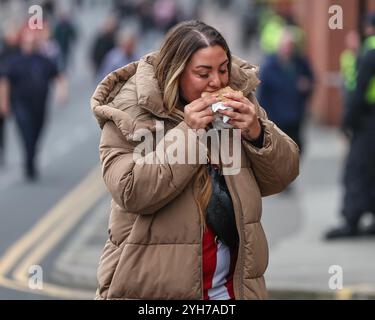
[268, 286, 375, 300]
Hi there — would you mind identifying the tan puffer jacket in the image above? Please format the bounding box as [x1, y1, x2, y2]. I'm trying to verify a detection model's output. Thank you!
[91, 53, 299, 300]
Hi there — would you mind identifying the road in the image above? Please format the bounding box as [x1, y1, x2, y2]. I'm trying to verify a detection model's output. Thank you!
[0, 1, 110, 299]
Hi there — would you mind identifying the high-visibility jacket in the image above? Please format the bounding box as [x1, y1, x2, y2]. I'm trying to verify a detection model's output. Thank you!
[340, 49, 357, 92]
[340, 35, 375, 104]
[362, 35, 375, 104]
[259, 13, 284, 54]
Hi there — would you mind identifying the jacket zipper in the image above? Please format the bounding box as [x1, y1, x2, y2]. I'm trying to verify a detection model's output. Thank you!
[218, 132, 243, 299]
[200, 216, 204, 300]
[224, 174, 244, 300]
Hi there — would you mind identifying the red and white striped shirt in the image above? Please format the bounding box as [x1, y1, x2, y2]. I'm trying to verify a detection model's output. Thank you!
[202, 224, 237, 300]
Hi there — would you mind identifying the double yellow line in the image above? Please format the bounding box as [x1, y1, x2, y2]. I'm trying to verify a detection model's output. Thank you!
[0, 165, 107, 299]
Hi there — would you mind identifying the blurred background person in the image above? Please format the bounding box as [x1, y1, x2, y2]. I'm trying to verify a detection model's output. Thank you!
[152, 0, 180, 33]
[239, 0, 262, 50]
[1, 26, 60, 180]
[53, 9, 77, 72]
[339, 30, 361, 106]
[137, 0, 156, 35]
[38, 20, 63, 71]
[90, 15, 119, 80]
[338, 29, 361, 140]
[259, 7, 305, 57]
[41, 0, 56, 23]
[96, 28, 139, 83]
[257, 27, 314, 155]
[258, 7, 286, 56]
[114, 0, 137, 20]
[0, 80, 5, 167]
[0, 27, 20, 167]
[38, 20, 68, 106]
[325, 13, 375, 240]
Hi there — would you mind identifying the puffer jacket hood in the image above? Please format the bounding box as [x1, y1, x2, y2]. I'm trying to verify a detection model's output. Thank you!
[91, 52, 260, 135]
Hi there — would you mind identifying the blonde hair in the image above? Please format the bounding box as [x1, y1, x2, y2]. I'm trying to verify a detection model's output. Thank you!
[155, 21, 231, 228]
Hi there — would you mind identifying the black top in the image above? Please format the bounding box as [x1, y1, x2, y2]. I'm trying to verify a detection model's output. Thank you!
[205, 125, 264, 250]
[2, 51, 58, 106]
[205, 163, 239, 250]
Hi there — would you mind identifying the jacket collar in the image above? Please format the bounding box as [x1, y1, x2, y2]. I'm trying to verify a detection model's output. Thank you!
[135, 53, 169, 119]
[135, 53, 261, 118]
[91, 52, 261, 120]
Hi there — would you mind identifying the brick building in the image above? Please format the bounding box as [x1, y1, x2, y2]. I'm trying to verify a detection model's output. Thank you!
[273, 0, 375, 126]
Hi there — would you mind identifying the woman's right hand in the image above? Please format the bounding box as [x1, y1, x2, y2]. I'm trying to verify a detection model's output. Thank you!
[184, 96, 218, 129]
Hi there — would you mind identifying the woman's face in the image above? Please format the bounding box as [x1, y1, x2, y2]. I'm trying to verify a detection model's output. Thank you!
[179, 45, 229, 103]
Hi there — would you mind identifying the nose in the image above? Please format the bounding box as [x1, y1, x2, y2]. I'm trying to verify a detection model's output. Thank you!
[209, 72, 221, 89]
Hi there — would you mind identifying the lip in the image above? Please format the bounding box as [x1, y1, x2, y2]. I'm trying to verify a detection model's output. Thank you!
[203, 88, 223, 94]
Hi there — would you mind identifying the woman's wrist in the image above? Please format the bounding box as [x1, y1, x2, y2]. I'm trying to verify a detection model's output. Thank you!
[243, 119, 264, 148]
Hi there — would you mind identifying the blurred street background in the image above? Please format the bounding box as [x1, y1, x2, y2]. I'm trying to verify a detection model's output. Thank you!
[0, 0, 375, 299]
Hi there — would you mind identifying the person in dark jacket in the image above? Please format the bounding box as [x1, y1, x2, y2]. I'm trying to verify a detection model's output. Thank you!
[258, 27, 314, 155]
[96, 29, 139, 83]
[53, 11, 77, 71]
[325, 14, 375, 239]
[90, 15, 118, 78]
[2, 28, 59, 180]
[0, 28, 20, 166]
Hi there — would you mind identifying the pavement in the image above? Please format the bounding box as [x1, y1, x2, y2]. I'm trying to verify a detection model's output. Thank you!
[263, 122, 375, 300]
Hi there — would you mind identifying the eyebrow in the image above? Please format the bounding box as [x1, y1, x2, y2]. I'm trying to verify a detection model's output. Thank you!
[195, 60, 229, 69]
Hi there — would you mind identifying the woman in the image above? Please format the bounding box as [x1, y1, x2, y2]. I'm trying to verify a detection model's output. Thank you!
[91, 20, 299, 300]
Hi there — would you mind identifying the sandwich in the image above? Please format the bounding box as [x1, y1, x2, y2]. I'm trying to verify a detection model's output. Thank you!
[201, 86, 243, 129]
[201, 86, 243, 101]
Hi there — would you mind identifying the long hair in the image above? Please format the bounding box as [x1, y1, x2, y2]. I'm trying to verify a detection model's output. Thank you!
[155, 21, 231, 228]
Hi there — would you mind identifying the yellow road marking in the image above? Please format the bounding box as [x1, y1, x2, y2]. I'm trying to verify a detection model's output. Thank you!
[335, 287, 353, 300]
[0, 166, 100, 275]
[13, 171, 104, 282]
[0, 275, 95, 299]
[0, 165, 107, 299]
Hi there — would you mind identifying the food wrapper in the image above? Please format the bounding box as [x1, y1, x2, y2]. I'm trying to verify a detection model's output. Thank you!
[210, 102, 233, 129]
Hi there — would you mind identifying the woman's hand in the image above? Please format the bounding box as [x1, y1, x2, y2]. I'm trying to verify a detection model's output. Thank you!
[218, 92, 262, 141]
[184, 96, 218, 130]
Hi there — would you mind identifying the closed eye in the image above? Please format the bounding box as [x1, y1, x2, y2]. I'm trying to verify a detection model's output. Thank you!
[198, 70, 227, 78]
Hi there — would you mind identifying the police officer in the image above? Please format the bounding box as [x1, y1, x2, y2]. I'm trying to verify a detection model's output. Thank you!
[325, 13, 375, 239]
[339, 30, 360, 98]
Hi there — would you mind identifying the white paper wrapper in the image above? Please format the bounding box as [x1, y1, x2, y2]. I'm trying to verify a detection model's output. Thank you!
[210, 102, 233, 129]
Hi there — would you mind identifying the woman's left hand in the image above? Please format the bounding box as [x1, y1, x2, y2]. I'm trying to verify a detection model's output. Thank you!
[217, 92, 262, 141]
